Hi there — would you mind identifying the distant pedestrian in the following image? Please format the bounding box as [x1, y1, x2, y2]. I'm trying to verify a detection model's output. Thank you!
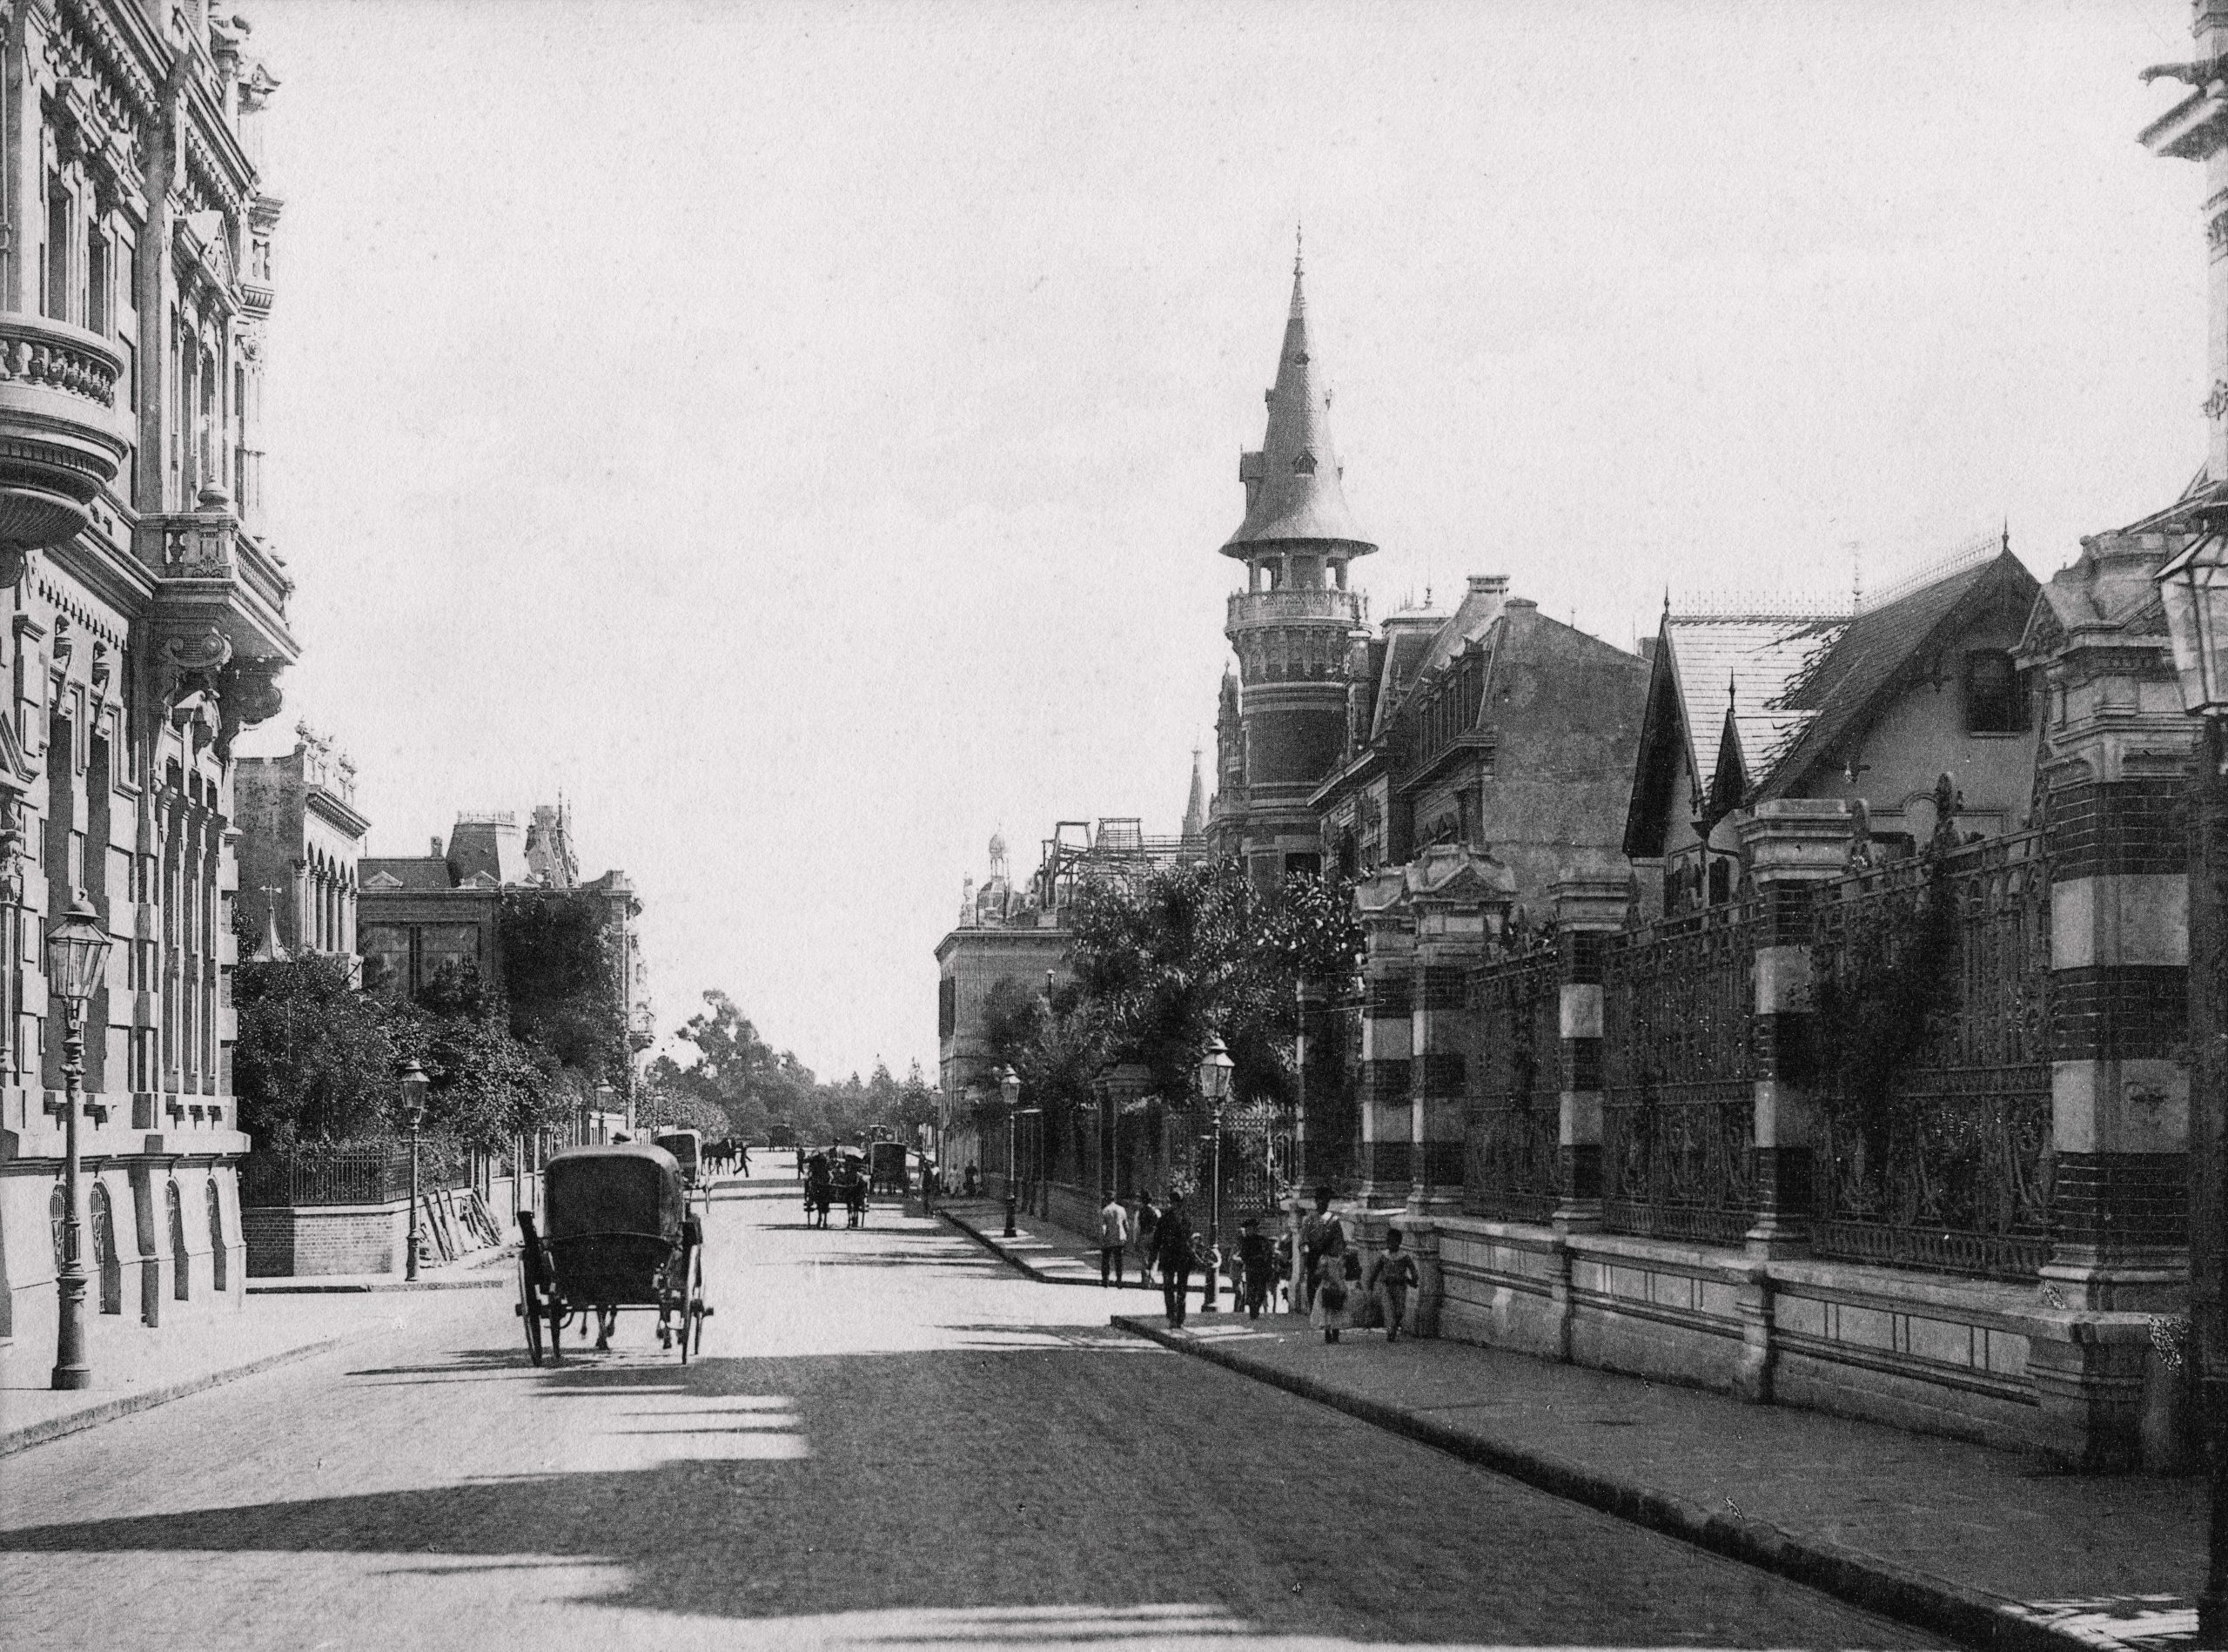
[964, 1164, 981, 1198]
[1236, 1216, 1275, 1320]
[1133, 1192, 1161, 1290]
[1299, 1186, 1344, 1315]
[1310, 1251, 1351, 1343]
[1097, 1192, 1131, 1286]
[1365, 1228, 1420, 1342]
[737, 1143, 752, 1177]
[1152, 1194, 1195, 1327]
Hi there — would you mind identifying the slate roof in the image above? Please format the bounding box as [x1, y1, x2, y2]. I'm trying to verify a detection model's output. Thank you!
[1755, 547, 2037, 800]
[359, 856, 457, 893]
[1222, 257, 1376, 558]
[1635, 545, 2040, 836]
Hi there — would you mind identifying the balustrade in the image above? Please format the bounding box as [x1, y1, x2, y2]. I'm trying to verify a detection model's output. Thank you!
[1225, 588, 1366, 629]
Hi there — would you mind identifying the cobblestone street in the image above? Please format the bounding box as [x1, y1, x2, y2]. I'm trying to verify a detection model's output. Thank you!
[0, 1170, 1946, 1650]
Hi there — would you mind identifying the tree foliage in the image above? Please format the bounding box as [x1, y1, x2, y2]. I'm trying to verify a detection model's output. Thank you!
[646, 991, 936, 1145]
[498, 890, 628, 1082]
[1062, 858, 1361, 1105]
[234, 955, 403, 1148]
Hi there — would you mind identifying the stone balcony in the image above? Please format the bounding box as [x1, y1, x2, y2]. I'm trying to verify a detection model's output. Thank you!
[0, 315, 130, 566]
[1225, 587, 1368, 632]
[141, 487, 299, 757]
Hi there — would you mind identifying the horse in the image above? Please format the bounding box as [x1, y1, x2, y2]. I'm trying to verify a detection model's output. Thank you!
[804, 1152, 834, 1228]
[834, 1159, 869, 1228]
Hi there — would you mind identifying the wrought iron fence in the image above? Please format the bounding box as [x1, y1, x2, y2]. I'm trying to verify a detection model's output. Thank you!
[1466, 939, 1561, 1222]
[1602, 902, 1758, 1243]
[1808, 829, 2053, 1279]
[240, 1138, 476, 1207]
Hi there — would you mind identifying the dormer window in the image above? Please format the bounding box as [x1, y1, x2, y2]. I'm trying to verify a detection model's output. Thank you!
[1963, 650, 2030, 735]
[1292, 449, 1318, 475]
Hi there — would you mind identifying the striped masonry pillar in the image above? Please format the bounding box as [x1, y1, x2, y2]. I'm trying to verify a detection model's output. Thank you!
[1549, 876, 1631, 1234]
[1736, 801, 1853, 1259]
[1353, 872, 1416, 1205]
[1406, 855, 1511, 1212]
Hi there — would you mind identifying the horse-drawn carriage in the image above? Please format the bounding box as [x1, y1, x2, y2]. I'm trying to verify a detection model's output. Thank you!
[652, 1129, 708, 1207]
[869, 1140, 909, 1197]
[516, 1144, 710, 1365]
[803, 1148, 870, 1229]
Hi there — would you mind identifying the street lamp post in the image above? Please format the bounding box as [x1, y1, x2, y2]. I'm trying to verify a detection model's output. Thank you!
[399, 1059, 429, 1282]
[46, 895, 112, 1392]
[1196, 1032, 1233, 1313]
[999, 1064, 1021, 1237]
[2154, 526, 2228, 1644]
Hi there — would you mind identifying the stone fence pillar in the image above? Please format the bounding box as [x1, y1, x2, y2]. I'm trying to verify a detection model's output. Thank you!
[1353, 871, 1415, 1205]
[1093, 1063, 1154, 1201]
[1549, 875, 1628, 1235]
[1736, 800, 1853, 1263]
[1407, 856, 1507, 1212]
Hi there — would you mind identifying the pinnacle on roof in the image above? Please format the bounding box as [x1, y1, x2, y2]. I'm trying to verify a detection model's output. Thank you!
[1221, 244, 1376, 560]
[1182, 746, 1207, 839]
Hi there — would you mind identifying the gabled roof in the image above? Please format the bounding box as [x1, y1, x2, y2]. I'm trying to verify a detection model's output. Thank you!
[1221, 253, 1375, 558]
[1755, 547, 2037, 800]
[1369, 614, 1443, 742]
[1621, 544, 2039, 850]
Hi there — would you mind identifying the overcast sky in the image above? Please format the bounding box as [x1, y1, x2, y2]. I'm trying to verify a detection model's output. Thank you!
[237, 0, 2208, 1082]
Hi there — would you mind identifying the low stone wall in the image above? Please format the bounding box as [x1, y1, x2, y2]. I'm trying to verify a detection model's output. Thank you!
[1387, 1211, 2190, 1472]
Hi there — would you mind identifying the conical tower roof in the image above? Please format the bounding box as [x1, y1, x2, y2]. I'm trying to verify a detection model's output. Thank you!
[1182, 746, 1207, 839]
[1221, 247, 1376, 560]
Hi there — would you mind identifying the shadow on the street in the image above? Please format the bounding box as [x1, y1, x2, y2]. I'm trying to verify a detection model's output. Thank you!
[0, 1330, 1930, 1650]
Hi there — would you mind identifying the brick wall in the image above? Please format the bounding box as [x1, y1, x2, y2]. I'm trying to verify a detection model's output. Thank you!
[244, 1200, 406, 1277]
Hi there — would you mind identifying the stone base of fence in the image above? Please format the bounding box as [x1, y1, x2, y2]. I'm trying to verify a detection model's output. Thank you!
[1357, 1211, 2195, 1474]
[245, 1186, 507, 1279]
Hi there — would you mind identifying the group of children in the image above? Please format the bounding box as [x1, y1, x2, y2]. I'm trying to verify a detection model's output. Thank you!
[1095, 1185, 1421, 1343]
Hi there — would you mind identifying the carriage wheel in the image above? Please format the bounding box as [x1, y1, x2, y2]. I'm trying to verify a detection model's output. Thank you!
[688, 1244, 708, 1357]
[677, 1239, 703, 1355]
[520, 1255, 546, 1367]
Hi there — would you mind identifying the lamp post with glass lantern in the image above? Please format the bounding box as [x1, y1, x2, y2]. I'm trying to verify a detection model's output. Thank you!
[46, 895, 112, 1391]
[999, 1064, 1021, 1237]
[2153, 523, 2228, 1644]
[1196, 1032, 1233, 1312]
[398, 1058, 429, 1282]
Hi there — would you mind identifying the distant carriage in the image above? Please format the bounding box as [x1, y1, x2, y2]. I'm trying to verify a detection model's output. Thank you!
[803, 1148, 871, 1228]
[515, 1144, 709, 1366]
[869, 1141, 909, 1197]
[653, 1130, 707, 1206]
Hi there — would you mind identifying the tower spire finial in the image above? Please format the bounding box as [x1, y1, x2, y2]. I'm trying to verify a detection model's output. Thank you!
[1295, 222, 1304, 276]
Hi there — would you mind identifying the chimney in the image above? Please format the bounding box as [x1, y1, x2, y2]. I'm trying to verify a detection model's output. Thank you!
[430, 836, 442, 856]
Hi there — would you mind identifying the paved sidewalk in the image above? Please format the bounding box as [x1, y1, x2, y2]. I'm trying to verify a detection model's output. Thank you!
[1, 1261, 506, 1455]
[245, 1240, 517, 1293]
[936, 1199, 1245, 1306]
[1112, 1310, 2205, 1652]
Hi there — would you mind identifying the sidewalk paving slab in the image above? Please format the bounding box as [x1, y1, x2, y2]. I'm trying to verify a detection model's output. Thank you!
[1, 1255, 508, 1455]
[1111, 1309, 2204, 1652]
[245, 1241, 517, 1293]
[937, 1200, 1237, 1302]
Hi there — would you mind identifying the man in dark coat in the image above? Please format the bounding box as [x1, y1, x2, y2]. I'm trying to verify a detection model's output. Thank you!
[1152, 1193, 1197, 1327]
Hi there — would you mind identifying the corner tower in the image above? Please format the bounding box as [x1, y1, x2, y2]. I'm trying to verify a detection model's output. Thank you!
[1207, 245, 1374, 882]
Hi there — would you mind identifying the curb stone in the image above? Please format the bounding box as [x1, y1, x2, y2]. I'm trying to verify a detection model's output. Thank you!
[1111, 1313, 2120, 1652]
[0, 1334, 351, 1458]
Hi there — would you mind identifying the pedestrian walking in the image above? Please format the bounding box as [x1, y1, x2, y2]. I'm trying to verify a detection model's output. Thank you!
[1299, 1185, 1344, 1315]
[1236, 1215, 1275, 1320]
[1097, 1192, 1132, 1286]
[1365, 1227, 1420, 1341]
[737, 1142, 751, 1177]
[1310, 1251, 1351, 1343]
[1133, 1192, 1161, 1290]
[1152, 1193, 1195, 1327]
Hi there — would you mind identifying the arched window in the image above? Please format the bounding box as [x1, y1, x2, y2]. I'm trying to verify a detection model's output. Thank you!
[167, 1181, 189, 1301]
[89, 1184, 120, 1315]
[206, 1179, 227, 1293]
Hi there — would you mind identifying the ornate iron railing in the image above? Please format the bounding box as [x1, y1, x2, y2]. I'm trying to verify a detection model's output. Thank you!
[240, 1139, 473, 1207]
[1808, 829, 2053, 1279]
[1466, 939, 1561, 1222]
[1602, 903, 1757, 1242]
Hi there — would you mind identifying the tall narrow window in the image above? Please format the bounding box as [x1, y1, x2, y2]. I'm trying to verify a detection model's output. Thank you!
[44, 178, 70, 323]
[85, 228, 109, 337]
